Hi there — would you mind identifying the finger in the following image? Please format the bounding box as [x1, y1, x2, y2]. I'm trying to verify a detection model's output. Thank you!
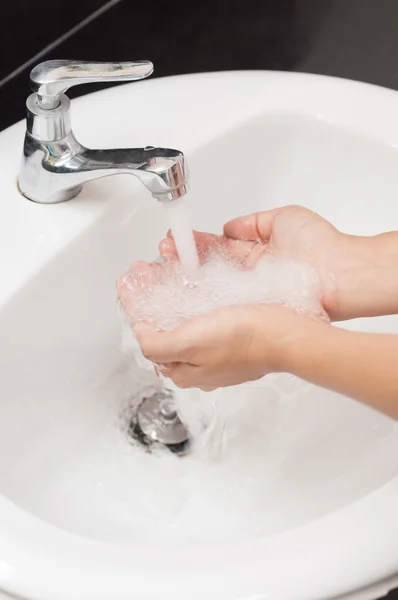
[133, 323, 157, 336]
[117, 262, 163, 330]
[135, 328, 192, 364]
[192, 231, 223, 255]
[223, 208, 283, 241]
[158, 237, 177, 259]
[116, 273, 129, 297]
[117, 261, 153, 308]
[167, 363, 201, 389]
[160, 231, 225, 262]
[167, 229, 218, 246]
[126, 261, 154, 287]
[224, 237, 264, 264]
[154, 362, 175, 376]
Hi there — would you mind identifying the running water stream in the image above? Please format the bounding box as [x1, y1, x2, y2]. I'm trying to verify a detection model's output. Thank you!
[163, 197, 199, 271]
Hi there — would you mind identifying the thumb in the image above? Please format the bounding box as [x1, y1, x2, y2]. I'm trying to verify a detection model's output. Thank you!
[223, 208, 282, 241]
[132, 322, 157, 337]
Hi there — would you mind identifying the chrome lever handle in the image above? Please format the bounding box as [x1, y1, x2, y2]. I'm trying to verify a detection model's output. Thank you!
[30, 60, 154, 109]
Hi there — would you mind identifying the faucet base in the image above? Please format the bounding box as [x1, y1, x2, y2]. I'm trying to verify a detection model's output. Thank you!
[18, 181, 83, 204]
[46, 184, 83, 204]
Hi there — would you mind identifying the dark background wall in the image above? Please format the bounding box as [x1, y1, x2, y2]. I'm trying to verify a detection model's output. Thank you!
[2, 0, 398, 133]
[1, 0, 397, 598]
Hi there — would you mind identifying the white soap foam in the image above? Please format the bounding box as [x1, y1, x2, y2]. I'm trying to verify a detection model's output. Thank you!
[120, 247, 325, 332]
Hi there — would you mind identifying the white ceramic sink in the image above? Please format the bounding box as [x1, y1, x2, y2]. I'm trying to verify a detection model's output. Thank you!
[0, 71, 398, 600]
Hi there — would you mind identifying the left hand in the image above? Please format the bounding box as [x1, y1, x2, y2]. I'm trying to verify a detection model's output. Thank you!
[133, 303, 306, 391]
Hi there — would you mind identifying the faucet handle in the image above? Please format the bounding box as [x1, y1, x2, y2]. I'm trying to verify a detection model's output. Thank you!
[30, 60, 154, 109]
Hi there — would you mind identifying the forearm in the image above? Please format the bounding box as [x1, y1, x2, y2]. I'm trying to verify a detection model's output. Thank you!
[333, 231, 398, 321]
[277, 319, 398, 419]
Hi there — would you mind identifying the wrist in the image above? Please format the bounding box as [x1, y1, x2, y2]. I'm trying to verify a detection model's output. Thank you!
[274, 314, 336, 379]
[325, 232, 398, 321]
[250, 306, 328, 374]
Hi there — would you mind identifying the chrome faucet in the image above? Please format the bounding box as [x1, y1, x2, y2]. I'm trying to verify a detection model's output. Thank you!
[18, 60, 188, 204]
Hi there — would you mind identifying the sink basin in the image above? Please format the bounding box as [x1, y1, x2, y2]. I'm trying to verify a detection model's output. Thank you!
[0, 70, 398, 600]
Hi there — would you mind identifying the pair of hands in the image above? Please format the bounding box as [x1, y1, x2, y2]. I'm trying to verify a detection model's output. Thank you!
[117, 205, 379, 390]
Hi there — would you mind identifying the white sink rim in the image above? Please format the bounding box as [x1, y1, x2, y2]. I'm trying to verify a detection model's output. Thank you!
[0, 70, 397, 600]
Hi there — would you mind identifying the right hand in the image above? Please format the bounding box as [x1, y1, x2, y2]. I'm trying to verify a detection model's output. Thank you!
[160, 205, 394, 321]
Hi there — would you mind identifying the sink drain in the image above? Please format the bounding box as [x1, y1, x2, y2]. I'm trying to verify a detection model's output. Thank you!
[129, 388, 189, 456]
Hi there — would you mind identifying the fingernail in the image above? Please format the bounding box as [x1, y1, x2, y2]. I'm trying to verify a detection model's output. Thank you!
[160, 238, 174, 252]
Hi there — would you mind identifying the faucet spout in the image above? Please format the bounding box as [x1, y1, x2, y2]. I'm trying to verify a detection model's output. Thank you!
[19, 127, 188, 204]
[79, 146, 188, 202]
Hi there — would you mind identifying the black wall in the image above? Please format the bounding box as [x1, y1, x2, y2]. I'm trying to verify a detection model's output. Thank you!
[2, 0, 398, 132]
